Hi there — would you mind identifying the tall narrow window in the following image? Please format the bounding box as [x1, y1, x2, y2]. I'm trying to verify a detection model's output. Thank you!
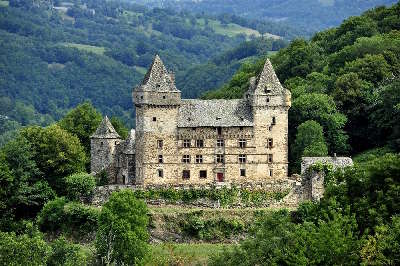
[267, 138, 273, 148]
[195, 155, 203, 164]
[239, 139, 247, 148]
[240, 169, 246, 177]
[158, 169, 163, 178]
[216, 139, 224, 147]
[238, 154, 246, 163]
[196, 139, 204, 148]
[182, 170, 190, 179]
[268, 154, 273, 163]
[182, 155, 190, 163]
[217, 127, 222, 135]
[158, 155, 163, 164]
[157, 140, 163, 148]
[216, 154, 224, 163]
[269, 169, 273, 177]
[272, 117, 276, 125]
[183, 139, 191, 148]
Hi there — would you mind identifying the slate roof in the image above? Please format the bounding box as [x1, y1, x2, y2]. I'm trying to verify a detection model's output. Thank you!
[178, 99, 253, 128]
[91, 116, 121, 139]
[135, 55, 179, 92]
[252, 59, 285, 95]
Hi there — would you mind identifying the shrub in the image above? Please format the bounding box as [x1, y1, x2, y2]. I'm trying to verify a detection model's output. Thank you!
[48, 236, 93, 266]
[37, 198, 99, 236]
[64, 172, 96, 201]
[96, 190, 149, 265]
[0, 231, 50, 265]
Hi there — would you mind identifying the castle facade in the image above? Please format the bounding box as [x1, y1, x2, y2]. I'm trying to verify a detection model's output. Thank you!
[90, 55, 291, 186]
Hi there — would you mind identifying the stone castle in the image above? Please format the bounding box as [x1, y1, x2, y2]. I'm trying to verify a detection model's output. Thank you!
[90, 55, 292, 186]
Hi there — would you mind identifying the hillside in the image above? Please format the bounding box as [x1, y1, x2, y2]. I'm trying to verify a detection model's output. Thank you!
[0, 0, 292, 133]
[203, 2, 400, 166]
[131, 0, 398, 33]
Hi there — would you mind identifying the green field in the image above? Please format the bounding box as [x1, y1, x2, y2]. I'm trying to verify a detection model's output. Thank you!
[60, 43, 106, 55]
[0, 1, 9, 7]
[146, 243, 234, 266]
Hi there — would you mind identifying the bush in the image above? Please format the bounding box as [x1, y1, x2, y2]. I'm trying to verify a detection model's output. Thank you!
[64, 172, 96, 201]
[96, 190, 149, 265]
[37, 198, 99, 236]
[48, 236, 93, 266]
[0, 231, 50, 265]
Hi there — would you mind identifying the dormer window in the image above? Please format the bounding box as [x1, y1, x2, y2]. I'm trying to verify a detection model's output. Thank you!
[264, 87, 271, 93]
[156, 84, 161, 88]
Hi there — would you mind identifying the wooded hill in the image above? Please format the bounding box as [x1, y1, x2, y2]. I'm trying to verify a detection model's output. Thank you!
[132, 0, 398, 33]
[0, 0, 292, 134]
[203, 2, 400, 170]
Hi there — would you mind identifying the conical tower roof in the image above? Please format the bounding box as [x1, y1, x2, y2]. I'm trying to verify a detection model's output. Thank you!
[254, 59, 285, 94]
[91, 116, 121, 139]
[135, 54, 179, 92]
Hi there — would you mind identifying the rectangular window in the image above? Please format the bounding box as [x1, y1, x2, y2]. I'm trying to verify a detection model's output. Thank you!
[267, 138, 273, 148]
[269, 169, 273, 177]
[240, 169, 246, 177]
[158, 155, 163, 164]
[239, 139, 247, 148]
[196, 139, 204, 148]
[182, 170, 190, 179]
[199, 170, 207, 179]
[272, 117, 276, 125]
[153, 117, 157, 121]
[182, 155, 190, 163]
[216, 139, 224, 147]
[157, 140, 163, 148]
[238, 154, 246, 163]
[268, 154, 273, 163]
[158, 169, 163, 178]
[217, 127, 222, 135]
[183, 139, 191, 148]
[195, 155, 203, 163]
[216, 154, 224, 163]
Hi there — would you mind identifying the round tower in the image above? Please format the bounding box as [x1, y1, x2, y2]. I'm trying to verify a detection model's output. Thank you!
[90, 116, 121, 176]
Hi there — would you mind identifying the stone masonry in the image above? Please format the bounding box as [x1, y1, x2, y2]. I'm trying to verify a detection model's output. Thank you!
[90, 54, 292, 186]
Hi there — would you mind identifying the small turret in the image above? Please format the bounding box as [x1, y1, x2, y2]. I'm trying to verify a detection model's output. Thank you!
[133, 55, 181, 107]
[245, 59, 291, 108]
[90, 116, 121, 175]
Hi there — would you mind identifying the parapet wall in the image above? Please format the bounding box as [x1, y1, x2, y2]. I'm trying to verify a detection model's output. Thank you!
[91, 156, 354, 208]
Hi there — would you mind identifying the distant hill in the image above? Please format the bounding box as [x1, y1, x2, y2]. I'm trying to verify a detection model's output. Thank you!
[0, 0, 293, 132]
[130, 0, 398, 33]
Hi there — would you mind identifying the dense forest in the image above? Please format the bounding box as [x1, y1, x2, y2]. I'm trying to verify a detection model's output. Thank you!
[131, 0, 397, 33]
[0, 0, 292, 137]
[204, 2, 400, 170]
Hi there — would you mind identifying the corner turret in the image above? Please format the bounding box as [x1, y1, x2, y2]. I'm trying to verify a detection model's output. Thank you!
[90, 116, 121, 175]
[133, 55, 181, 107]
[245, 59, 291, 108]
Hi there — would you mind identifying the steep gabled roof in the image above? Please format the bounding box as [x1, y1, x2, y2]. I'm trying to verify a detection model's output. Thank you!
[253, 59, 285, 94]
[91, 116, 121, 139]
[135, 55, 179, 92]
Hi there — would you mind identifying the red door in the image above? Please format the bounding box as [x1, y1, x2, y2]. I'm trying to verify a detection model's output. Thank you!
[217, 173, 224, 182]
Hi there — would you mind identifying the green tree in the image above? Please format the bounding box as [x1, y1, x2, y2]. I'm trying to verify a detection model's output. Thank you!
[58, 102, 102, 155]
[19, 125, 87, 194]
[110, 116, 129, 139]
[64, 173, 96, 201]
[290, 93, 349, 155]
[291, 120, 328, 173]
[96, 190, 149, 265]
